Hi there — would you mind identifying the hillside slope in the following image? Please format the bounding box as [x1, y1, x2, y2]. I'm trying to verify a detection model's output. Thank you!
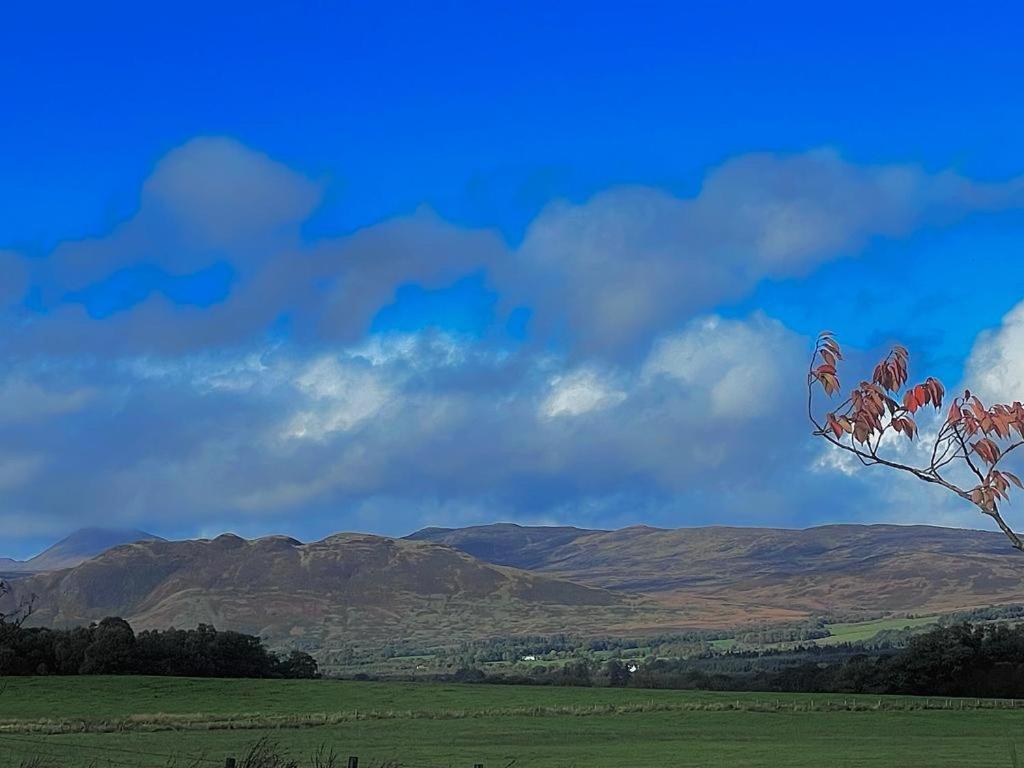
[409, 523, 1024, 615]
[406, 523, 603, 569]
[2, 533, 689, 646]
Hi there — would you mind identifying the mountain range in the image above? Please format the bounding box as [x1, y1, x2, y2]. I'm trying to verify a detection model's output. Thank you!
[3, 532, 659, 648]
[409, 522, 1024, 614]
[4, 523, 1024, 648]
[0, 528, 161, 574]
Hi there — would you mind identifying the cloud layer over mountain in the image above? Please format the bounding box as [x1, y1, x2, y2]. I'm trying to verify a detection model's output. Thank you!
[3, 138, 1024, 554]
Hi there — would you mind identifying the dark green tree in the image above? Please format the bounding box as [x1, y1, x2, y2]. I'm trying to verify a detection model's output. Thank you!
[604, 659, 630, 687]
[80, 617, 136, 674]
[279, 649, 320, 678]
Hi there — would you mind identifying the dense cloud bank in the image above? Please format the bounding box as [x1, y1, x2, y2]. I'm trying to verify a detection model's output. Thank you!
[2, 139, 1023, 549]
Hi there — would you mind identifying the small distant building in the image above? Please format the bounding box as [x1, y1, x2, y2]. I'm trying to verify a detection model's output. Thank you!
[522, 655, 536, 661]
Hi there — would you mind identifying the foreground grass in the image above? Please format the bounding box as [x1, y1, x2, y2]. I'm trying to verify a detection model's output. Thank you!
[1, 677, 1023, 767]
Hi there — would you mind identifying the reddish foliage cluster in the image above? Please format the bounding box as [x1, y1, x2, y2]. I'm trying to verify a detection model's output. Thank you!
[947, 394, 1024, 510]
[811, 334, 943, 445]
[807, 331, 1024, 552]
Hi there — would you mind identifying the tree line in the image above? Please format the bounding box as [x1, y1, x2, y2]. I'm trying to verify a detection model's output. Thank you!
[425, 623, 1024, 698]
[0, 617, 319, 678]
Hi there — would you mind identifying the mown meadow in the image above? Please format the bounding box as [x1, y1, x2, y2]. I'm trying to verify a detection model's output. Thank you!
[2, 677, 1024, 767]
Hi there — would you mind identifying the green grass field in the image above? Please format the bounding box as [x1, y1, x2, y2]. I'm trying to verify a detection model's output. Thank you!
[815, 615, 939, 645]
[707, 615, 940, 653]
[2, 677, 1024, 767]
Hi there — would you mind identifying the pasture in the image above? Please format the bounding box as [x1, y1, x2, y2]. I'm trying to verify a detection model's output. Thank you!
[816, 615, 940, 645]
[1, 677, 1023, 767]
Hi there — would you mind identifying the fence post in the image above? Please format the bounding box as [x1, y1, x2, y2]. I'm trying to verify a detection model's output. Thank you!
[225, 760, 236, 768]
[348, 758, 359, 768]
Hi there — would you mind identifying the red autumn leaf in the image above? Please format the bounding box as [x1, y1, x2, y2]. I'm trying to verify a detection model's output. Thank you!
[970, 398, 988, 421]
[972, 438, 1001, 466]
[904, 417, 917, 439]
[915, 384, 929, 407]
[946, 401, 961, 425]
[1004, 471, 1024, 490]
[903, 389, 919, 413]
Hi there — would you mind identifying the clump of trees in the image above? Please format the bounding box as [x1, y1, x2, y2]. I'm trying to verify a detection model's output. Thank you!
[760, 622, 1024, 697]
[434, 631, 728, 668]
[0, 617, 318, 678]
[429, 623, 1024, 698]
[731, 620, 830, 646]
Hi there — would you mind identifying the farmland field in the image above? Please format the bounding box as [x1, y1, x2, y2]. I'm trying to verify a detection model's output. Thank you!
[703, 615, 941, 654]
[2, 678, 1024, 767]
[816, 615, 940, 645]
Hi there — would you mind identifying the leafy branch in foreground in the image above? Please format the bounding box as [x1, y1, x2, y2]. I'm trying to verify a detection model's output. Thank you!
[807, 331, 1024, 551]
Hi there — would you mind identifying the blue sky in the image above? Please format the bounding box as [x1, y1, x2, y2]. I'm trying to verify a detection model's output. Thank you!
[3, 2, 1024, 557]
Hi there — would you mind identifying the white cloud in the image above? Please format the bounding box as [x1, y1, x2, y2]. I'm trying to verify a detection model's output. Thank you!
[8, 138, 1024, 546]
[965, 301, 1024, 404]
[285, 356, 394, 440]
[0, 377, 93, 424]
[510, 150, 1024, 356]
[14, 141, 1024, 364]
[142, 136, 322, 248]
[44, 138, 322, 297]
[0, 314, 820, 544]
[642, 314, 798, 419]
[541, 369, 626, 418]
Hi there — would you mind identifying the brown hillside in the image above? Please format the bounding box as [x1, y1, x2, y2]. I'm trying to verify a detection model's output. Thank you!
[409, 523, 1024, 615]
[9, 523, 1024, 651]
[4, 533, 688, 647]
